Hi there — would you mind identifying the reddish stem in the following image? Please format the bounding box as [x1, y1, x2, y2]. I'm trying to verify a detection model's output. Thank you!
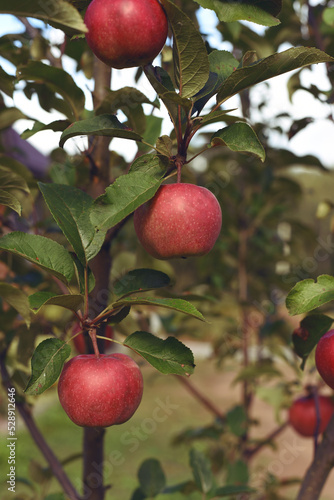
[89, 328, 100, 359]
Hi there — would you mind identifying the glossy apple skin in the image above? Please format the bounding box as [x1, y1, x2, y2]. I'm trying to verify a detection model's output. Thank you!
[288, 395, 334, 437]
[72, 324, 114, 354]
[58, 354, 143, 427]
[315, 330, 334, 389]
[84, 0, 168, 69]
[133, 183, 222, 260]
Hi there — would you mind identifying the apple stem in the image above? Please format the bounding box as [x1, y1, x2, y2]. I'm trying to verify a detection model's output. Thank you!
[89, 328, 100, 359]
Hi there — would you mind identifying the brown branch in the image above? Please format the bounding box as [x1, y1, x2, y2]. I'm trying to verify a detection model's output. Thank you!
[175, 375, 225, 420]
[296, 414, 334, 500]
[0, 350, 81, 500]
[243, 421, 289, 460]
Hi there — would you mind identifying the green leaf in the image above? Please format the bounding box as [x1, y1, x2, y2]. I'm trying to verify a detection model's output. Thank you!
[226, 405, 247, 437]
[160, 0, 210, 98]
[72, 255, 96, 294]
[226, 460, 249, 486]
[25, 338, 71, 395]
[0, 232, 75, 284]
[21, 120, 70, 140]
[0, 283, 30, 327]
[124, 331, 195, 375]
[29, 291, 84, 314]
[0, 189, 21, 215]
[138, 459, 166, 497]
[113, 269, 170, 298]
[0, 165, 30, 193]
[193, 50, 239, 114]
[292, 314, 334, 370]
[115, 296, 206, 322]
[138, 115, 163, 153]
[189, 449, 213, 494]
[96, 87, 156, 115]
[214, 485, 255, 497]
[0, 66, 15, 97]
[323, 7, 334, 27]
[233, 363, 281, 384]
[211, 122, 265, 161]
[143, 66, 179, 128]
[286, 274, 334, 315]
[0, 108, 27, 130]
[39, 183, 106, 265]
[17, 61, 85, 120]
[216, 47, 334, 106]
[90, 155, 168, 232]
[194, 0, 281, 26]
[0, 0, 87, 35]
[59, 114, 142, 148]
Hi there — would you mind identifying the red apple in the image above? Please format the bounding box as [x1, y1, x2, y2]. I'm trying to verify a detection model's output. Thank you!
[133, 183, 222, 260]
[315, 329, 334, 389]
[58, 353, 143, 427]
[84, 0, 168, 69]
[72, 324, 114, 354]
[288, 395, 334, 437]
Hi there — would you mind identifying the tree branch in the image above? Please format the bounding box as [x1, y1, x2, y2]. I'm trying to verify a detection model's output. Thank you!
[296, 414, 334, 500]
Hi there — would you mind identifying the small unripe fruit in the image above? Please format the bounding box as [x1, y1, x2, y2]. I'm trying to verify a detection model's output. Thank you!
[84, 0, 168, 69]
[58, 353, 143, 427]
[315, 330, 334, 389]
[288, 395, 334, 437]
[134, 183, 222, 260]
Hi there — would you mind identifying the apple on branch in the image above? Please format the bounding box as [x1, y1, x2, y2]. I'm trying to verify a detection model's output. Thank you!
[58, 353, 143, 427]
[134, 183, 222, 260]
[288, 395, 334, 437]
[84, 0, 168, 69]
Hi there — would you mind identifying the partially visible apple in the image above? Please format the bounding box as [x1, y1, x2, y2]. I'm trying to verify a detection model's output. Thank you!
[84, 0, 168, 69]
[72, 323, 114, 354]
[133, 183, 222, 260]
[315, 329, 334, 389]
[288, 395, 334, 437]
[58, 353, 143, 427]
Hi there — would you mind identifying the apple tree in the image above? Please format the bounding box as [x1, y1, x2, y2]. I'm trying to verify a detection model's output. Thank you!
[1, 0, 334, 499]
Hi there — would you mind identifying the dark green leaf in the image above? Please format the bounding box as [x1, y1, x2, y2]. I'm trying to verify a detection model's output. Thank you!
[72, 255, 96, 294]
[160, 0, 210, 98]
[96, 87, 156, 115]
[214, 484, 256, 497]
[189, 449, 213, 494]
[113, 269, 170, 298]
[292, 314, 334, 370]
[115, 296, 206, 322]
[226, 405, 247, 437]
[90, 155, 168, 232]
[0, 283, 30, 327]
[0, 66, 15, 97]
[0, 165, 30, 193]
[216, 47, 334, 106]
[143, 65, 179, 128]
[0, 0, 87, 35]
[124, 331, 195, 375]
[60, 114, 142, 148]
[39, 183, 106, 265]
[25, 338, 71, 395]
[138, 115, 163, 153]
[29, 291, 84, 314]
[211, 122, 265, 161]
[193, 50, 239, 114]
[138, 459, 166, 497]
[17, 61, 85, 120]
[194, 0, 281, 26]
[0, 107, 27, 130]
[286, 274, 334, 315]
[226, 460, 249, 486]
[0, 232, 75, 284]
[21, 120, 70, 140]
[0, 190, 21, 215]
